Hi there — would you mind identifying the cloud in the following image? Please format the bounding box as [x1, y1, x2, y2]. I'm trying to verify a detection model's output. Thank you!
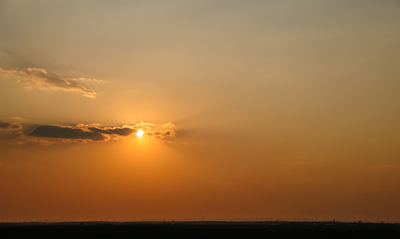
[10, 116, 23, 120]
[27, 125, 106, 141]
[26, 124, 136, 143]
[146, 129, 177, 140]
[0, 67, 96, 98]
[0, 122, 22, 131]
[0, 120, 177, 144]
[162, 123, 175, 129]
[22, 122, 177, 144]
[68, 77, 102, 82]
[145, 123, 177, 140]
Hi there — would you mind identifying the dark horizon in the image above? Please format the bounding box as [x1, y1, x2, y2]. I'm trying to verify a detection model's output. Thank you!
[2, 220, 400, 239]
[2, 219, 400, 224]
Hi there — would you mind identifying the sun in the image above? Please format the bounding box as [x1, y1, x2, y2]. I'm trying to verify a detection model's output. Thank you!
[136, 129, 144, 137]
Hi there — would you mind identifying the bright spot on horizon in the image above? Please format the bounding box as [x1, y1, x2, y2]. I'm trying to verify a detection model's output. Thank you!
[136, 129, 143, 137]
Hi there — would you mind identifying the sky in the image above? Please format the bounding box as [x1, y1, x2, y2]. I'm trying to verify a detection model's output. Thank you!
[0, 0, 400, 222]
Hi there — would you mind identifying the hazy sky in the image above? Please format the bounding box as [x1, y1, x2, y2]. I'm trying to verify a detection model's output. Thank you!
[1, 0, 400, 222]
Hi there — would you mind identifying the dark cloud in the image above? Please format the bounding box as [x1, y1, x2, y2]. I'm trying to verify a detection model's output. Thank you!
[0, 67, 96, 98]
[25, 124, 138, 143]
[0, 122, 22, 131]
[27, 125, 105, 141]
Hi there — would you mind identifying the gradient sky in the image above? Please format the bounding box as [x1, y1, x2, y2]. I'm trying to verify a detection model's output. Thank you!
[1, 0, 400, 222]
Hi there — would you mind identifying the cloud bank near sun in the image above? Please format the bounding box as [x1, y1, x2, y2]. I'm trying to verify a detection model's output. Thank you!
[0, 121, 177, 145]
[0, 67, 96, 98]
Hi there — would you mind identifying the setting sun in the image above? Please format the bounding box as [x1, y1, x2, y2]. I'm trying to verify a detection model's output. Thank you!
[136, 129, 143, 137]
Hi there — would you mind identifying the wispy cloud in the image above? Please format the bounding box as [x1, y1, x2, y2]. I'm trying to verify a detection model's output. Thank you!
[0, 67, 96, 98]
[10, 116, 23, 120]
[146, 123, 177, 140]
[68, 77, 102, 82]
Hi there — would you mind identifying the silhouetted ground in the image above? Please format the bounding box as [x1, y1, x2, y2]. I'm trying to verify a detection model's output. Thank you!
[1, 221, 400, 238]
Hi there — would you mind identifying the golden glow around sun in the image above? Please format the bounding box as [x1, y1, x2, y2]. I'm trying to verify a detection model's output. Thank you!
[136, 129, 144, 137]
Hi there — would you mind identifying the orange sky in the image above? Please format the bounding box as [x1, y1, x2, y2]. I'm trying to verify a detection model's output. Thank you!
[0, 0, 400, 222]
